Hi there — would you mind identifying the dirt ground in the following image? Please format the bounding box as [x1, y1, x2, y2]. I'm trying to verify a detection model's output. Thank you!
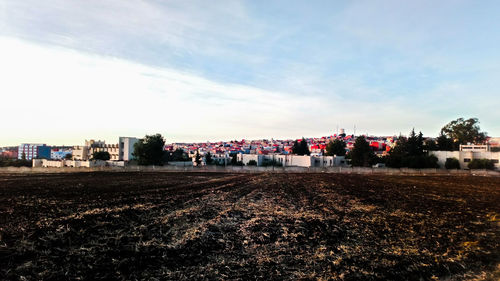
[0, 172, 499, 280]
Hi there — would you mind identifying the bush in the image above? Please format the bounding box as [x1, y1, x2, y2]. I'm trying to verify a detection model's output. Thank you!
[399, 155, 439, 169]
[468, 159, 495, 170]
[0, 159, 32, 167]
[247, 160, 257, 166]
[92, 151, 110, 161]
[445, 158, 460, 169]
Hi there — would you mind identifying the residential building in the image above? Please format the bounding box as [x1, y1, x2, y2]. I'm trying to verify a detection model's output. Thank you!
[72, 140, 119, 161]
[17, 144, 51, 160]
[430, 150, 500, 169]
[119, 137, 139, 161]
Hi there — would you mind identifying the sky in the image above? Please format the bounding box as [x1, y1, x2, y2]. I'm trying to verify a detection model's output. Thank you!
[0, 0, 499, 146]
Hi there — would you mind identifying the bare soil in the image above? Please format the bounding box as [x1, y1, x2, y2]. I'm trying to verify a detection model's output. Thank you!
[0, 172, 499, 280]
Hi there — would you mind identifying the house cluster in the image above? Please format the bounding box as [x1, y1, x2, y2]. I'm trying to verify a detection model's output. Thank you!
[2, 133, 499, 170]
[167, 132, 396, 158]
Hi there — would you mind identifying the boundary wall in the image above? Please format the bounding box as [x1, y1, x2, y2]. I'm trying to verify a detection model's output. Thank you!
[0, 166, 498, 176]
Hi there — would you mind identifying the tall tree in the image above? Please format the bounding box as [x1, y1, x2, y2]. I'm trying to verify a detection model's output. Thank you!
[436, 134, 454, 151]
[133, 134, 166, 165]
[299, 137, 311, 156]
[292, 138, 310, 155]
[194, 151, 201, 166]
[386, 130, 439, 168]
[440, 118, 487, 149]
[292, 140, 300, 154]
[350, 136, 375, 167]
[205, 152, 213, 165]
[325, 139, 346, 156]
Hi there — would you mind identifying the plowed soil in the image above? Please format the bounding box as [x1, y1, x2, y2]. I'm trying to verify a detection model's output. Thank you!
[0, 172, 499, 280]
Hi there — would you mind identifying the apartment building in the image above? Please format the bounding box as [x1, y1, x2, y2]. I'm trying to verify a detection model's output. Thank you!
[17, 144, 51, 160]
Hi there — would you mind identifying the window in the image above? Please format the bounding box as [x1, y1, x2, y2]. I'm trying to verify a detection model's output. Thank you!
[464, 158, 471, 162]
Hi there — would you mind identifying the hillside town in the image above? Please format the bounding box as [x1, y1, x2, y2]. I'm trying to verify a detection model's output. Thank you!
[1, 126, 499, 170]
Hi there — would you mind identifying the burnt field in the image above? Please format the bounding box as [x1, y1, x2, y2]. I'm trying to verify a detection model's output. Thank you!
[0, 172, 499, 280]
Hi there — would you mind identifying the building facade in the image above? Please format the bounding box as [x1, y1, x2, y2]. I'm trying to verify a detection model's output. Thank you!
[430, 150, 500, 169]
[17, 144, 51, 160]
[72, 140, 119, 161]
[237, 154, 346, 168]
[119, 137, 139, 161]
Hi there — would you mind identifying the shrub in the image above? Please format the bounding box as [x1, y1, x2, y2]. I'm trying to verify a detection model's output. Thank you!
[247, 160, 257, 166]
[0, 159, 32, 167]
[468, 159, 495, 170]
[445, 158, 460, 169]
[92, 151, 110, 161]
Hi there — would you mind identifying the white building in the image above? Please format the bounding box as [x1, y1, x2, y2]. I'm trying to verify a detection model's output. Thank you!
[119, 137, 139, 161]
[72, 137, 138, 161]
[237, 154, 346, 168]
[18, 144, 51, 160]
[430, 150, 500, 169]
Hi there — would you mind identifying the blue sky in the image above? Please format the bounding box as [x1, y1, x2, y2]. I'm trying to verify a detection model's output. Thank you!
[1, 0, 499, 146]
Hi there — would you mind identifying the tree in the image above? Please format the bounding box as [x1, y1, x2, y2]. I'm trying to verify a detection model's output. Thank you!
[292, 138, 310, 155]
[292, 140, 300, 154]
[194, 151, 201, 166]
[445, 158, 460, 169]
[205, 152, 213, 165]
[440, 118, 487, 149]
[436, 134, 454, 151]
[385, 135, 407, 168]
[133, 134, 166, 165]
[468, 159, 495, 170]
[169, 148, 188, 161]
[64, 153, 73, 160]
[386, 130, 439, 168]
[231, 154, 238, 165]
[350, 136, 376, 167]
[424, 139, 438, 151]
[325, 139, 346, 156]
[92, 151, 110, 161]
[299, 138, 311, 156]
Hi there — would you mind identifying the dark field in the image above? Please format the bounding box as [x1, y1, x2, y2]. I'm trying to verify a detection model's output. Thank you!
[0, 172, 499, 280]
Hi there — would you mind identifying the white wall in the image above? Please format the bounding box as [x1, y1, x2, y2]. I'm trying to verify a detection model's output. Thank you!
[430, 151, 500, 169]
[119, 137, 139, 161]
[238, 154, 346, 168]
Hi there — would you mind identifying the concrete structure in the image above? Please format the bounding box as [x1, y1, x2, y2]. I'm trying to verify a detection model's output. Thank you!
[430, 150, 500, 169]
[459, 144, 490, 152]
[72, 140, 119, 161]
[237, 154, 346, 168]
[17, 144, 51, 160]
[119, 137, 139, 161]
[33, 159, 125, 168]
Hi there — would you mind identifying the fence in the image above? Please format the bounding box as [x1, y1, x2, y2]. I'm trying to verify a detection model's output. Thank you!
[0, 165, 498, 176]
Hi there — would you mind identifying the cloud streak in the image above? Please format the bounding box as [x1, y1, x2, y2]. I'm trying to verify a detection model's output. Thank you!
[0, 1, 499, 145]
